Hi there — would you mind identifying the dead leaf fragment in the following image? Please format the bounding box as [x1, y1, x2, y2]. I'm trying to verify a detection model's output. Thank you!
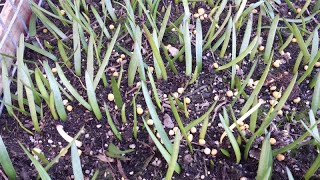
[163, 114, 174, 128]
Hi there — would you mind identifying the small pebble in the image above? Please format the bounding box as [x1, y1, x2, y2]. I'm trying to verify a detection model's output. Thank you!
[269, 100, 278, 106]
[276, 154, 285, 161]
[199, 139, 206, 146]
[273, 60, 281, 68]
[258, 46, 265, 51]
[63, 99, 68, 106]
[129, 144, 136, 149]
[137, 107, 144, 115]
[272, 91, 281, 99]
[108, 93, 115, 101]
[177, 87, 184, 94]
[60, 10, 66, 16]
[226, 90, 234, 97]
[198, 8, 205, 16]
[270, 86, 277, 91]
[211, 149, 218, 156]
[213, 62, 219, 69]
[193, 13, 200, 18]
[293, 97, 301, 104]
[296, 8, 302, 13]
[48, 139, 53, 144]
[185, 97, 191, 104]
[112, 71, 119, 77]
[169, 130, 175, 136]
[147, 119, 154, 126]
[204, 148, 211, 155]
[190, 127, 197, 134]
[270, 138, 277, 145]
[66, 105, 73, 112]
[120, 54, 126, 59]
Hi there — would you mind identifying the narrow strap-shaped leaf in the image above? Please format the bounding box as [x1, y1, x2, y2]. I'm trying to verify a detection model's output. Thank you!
[93, 25, 121, 89]
[43, 61, 67, 120]
[85, 71, 102, 120]
[19, 142, 51, 180]
[71, 143, 84, 180]
[56, 64, 92, 110]
[25, 43, 57, 61]
[143, 119, 181, 173]
[111, 76, 123, 109]
[0, 136, 17, 179]
[263, 14, 279, 63]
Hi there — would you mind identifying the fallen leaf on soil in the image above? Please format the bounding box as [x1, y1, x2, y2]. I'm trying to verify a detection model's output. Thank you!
[95, 154, 114, 163]
[167, 46, 179, 57]
[163, 113, 174, 128]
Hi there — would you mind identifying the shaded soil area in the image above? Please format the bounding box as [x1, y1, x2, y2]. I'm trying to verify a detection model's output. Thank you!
[0, 0, 320, 179]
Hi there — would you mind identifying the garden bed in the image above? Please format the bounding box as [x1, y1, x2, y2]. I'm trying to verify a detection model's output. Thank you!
[0, 0, 319, 179]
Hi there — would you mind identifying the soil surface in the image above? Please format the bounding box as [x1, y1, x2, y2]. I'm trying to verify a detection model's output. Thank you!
[0, 0, 320, 180]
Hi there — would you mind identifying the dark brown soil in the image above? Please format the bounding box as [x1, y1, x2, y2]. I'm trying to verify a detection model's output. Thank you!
[0, 0, 320, 180]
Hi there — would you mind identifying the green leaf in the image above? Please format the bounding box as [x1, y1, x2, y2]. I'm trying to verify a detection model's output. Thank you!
[169, 96, 193, 152]
[121, 103, 127, 123]
[191, 18, 203, 82]
[1, 58, 13, 116]
[31, 4, 68, 39]
[105, 0, 117, 21]
[57, 40, 72, 68]
[43, 61, 67, 120]
[104, 103, 122, 141]
[304, 154, 320, 180]
[257, 133, 273, 179]
[143, 25, 167, 80]
[106, 143, 133, 158]
[240, 53, 272, 115]
[111, 76, 123, 109]
[143, 119, 181, 173]
[217, 37, 258, 71]
[286, 167, 295, 180]
[311, 72, 320, 113]
[245, 73, 298, 159]
[147, 68, 161, 109]
[73, 20, 82, 76]
[19, 142, 51, 180]
[0, 136, 17, 179]
[292, 23, 310, 63]
[141, 81, 172, 153]
[91, 5, 111, 39]
[56, 64, 92, 110]
[158, 4, 171, 44]
[71, 143, 84, 180]
[263, 15, 279, 63]
[165, 131, 181, 179]
[93, 25, 121, 89]
[25, 43, 57, 61]
[85, 71, 102, 120]
[185, 101, 217, 131]
[219, 114, 241, 163]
